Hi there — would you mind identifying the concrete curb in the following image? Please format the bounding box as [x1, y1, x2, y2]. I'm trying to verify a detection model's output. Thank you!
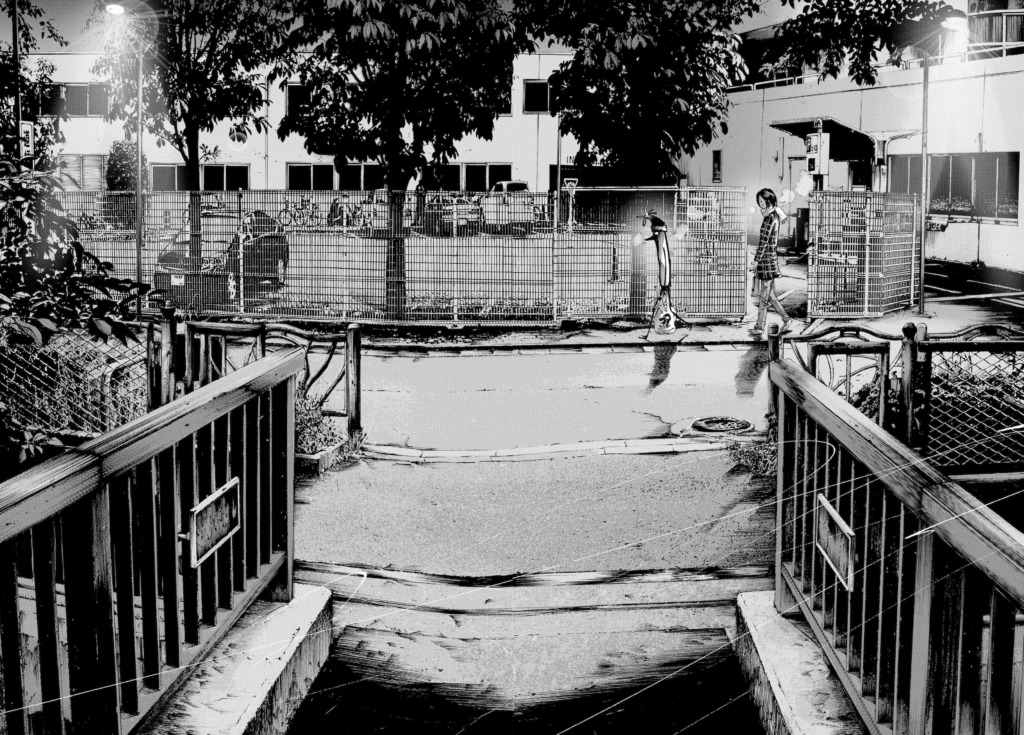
[361, 433, 766, 462]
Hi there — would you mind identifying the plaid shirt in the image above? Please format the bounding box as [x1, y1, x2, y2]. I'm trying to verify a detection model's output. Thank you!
[754, 212, 782, 280]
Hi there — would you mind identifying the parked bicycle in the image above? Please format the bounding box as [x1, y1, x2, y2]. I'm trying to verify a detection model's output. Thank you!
[277, 196, 322, 228]
[78, 211, 109, 231]
[327, 194, 368, 230]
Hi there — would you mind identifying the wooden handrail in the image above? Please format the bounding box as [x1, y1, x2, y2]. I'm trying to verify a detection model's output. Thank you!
[0, 347, 304, 546]
[770, 358, 1024, 610]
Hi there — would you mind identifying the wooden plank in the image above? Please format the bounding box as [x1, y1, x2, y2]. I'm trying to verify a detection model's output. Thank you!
[110, 476, 140, 716]
[833, 443, 850, 651]
[810, 423, 822, 608]
[0, 539, 27, 735]
[245, 398, 259, 580]
[62, 494, 121, 734]
[195, 423, 218, 627]
[809, 341, 890, 356]
[847, 453, 864, 673]
[158, 446, 182, 668]
[346, 324, 362, 435]
[30, 520, 66, 733]
[893, 513, 920, 735]
[955, 569, 985, 735]
[770, 359, 1024, 613]
[905, 531, 935, 735]
[133, 462, 161, 691]
[985, 589, 1017, 735]
[260, 392, 271, 566]
[229, 406, 246, 593]
[874, 498, 902, 723]
[775, 394, 795, 614]
[0, 349, 304, 546]
[269, 377, 295, 602]
[214, 413, 233, 611]
[178, 436, 200, 646]
[861, 479, 883, 698]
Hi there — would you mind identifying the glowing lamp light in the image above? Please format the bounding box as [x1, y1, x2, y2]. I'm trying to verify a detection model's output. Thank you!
[105, 3, 126, 15]
[941, 16, 969, 35]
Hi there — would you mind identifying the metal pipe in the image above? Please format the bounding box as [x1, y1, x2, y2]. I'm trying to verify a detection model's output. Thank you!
[136, 46, 144, 321]
[11, 0, 22, 160]
[919, 52, 929, 315]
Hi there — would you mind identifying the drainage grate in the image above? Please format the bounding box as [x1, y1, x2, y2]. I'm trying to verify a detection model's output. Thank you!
[690, 417, 753, 433]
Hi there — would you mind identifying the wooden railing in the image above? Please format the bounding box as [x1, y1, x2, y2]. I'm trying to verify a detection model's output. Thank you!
[0, 347, 304, 735]
[181, 320, 362, 437]
[771, 356, 1024, 735]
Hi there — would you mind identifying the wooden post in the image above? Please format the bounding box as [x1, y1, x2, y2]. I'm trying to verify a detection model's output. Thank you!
[767, 323, 782, 420]
[347, 323, 362, 437]
[159, 305, 176, 407]
[900, 323, 918, 446]
[905, 531, 936, 735]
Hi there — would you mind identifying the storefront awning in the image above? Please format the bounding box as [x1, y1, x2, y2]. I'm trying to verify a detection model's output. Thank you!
[769, 116, 877, 162]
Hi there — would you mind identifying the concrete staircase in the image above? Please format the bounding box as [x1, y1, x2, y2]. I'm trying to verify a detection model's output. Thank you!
[288, 562, 774, 732]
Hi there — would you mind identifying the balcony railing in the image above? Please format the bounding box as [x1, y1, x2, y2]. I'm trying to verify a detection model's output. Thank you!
[771, 355, 1024, 735]
[970, 9, 1024, 52]
[0, 347, 303, 734]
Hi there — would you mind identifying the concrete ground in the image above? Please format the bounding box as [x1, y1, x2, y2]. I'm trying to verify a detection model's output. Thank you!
[295, 451, 775, 577]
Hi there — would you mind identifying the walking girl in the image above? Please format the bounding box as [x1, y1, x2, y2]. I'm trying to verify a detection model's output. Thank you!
[750, 188, 793, 337]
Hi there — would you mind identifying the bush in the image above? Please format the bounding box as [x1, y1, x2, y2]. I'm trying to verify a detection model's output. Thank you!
[105, 140, 149, 192]
[730, 411, 778, 478]
[295, 395, 345, 455]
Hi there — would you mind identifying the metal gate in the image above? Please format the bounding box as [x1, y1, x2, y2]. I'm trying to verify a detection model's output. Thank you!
[807, 191, 920, 318]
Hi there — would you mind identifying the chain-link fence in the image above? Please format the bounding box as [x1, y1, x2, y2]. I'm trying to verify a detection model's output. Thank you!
[807, 191, 920, 318]
[0, 327, 151, 438]
[920, 343, 1024, 471]
[57, 187, 747, 325]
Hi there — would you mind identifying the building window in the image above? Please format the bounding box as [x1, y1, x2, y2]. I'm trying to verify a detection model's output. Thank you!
[286, 84, 311, 117]
[58, 154, 107, 190]
[890, 152, 1019, 221]
[712, 150, 723, 183]
[288, 163, 335, 190]
[58, 84, 109, 117]
[338, 163, 384, 190]
[151, 164, 248, 191]
[523, 80, 550, 114]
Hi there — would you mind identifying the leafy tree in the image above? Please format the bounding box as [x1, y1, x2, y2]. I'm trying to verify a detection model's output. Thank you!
[773, 0, 958, 86]
[106, 139, 150, 192]
[1, 0, 68, 170]
[278, 0, 529, 317]
[93, 0, 293, 256]
[514, 0, 761, 181]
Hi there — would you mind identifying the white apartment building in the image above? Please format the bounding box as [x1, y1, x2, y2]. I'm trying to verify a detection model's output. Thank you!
[682, 0, 1024, 274]
[33, 48, 583, 194]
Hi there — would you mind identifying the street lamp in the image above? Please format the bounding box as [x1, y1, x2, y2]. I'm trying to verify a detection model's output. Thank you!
[106, 1, 157, 321]
[887, 9, 968, 315]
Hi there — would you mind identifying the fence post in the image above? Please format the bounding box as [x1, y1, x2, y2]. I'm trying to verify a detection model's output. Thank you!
[346, 323, 362, 437]
[900, 323, 918, 446]
[158, 304, 176, 408]
[237, 189, 246, 314]
[767, 323, 782, 419]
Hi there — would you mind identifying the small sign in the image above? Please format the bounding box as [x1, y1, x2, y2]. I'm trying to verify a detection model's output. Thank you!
[20, 122, 34, 157]
[186, 478, 240, 568]
[816, 493, 855, 590]
[171, 274, 185, 286]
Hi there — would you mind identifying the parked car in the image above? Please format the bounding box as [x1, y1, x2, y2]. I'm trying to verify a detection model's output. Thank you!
[480, 181, 540, 235]
[423, 193, 481, 236]
[153, 210, 289, 309]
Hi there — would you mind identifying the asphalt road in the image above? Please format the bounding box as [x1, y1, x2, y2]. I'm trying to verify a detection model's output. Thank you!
[315, 343, 772, 450]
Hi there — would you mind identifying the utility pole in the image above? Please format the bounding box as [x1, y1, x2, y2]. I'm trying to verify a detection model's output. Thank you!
[918, 52, 930, 315]
[11, 0, 23, 160]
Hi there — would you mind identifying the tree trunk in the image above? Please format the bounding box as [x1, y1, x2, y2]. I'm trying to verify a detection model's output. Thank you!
[384, 167, 412, 321]
[185, 125, 202, 261]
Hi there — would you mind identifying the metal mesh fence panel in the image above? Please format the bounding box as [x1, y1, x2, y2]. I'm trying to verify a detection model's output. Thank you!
[0, 328, 150, 437]
[58, 187, 746, 325]
[923, 347, 1024, 470]
[807, 191, 919, 318]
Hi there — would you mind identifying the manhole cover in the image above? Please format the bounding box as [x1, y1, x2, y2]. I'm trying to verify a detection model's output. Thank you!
[690, 417, 753, 433]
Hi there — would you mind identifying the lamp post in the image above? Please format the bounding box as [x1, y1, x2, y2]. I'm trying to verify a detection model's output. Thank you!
[106, 1, 156, 321]
[888, 10, 968, 315]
